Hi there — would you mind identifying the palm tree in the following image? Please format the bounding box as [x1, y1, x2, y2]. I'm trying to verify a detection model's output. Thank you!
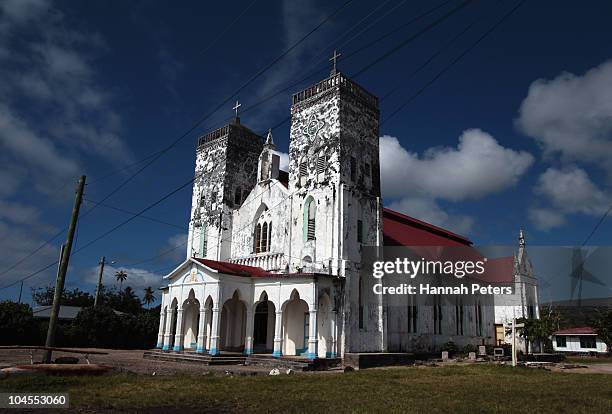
[115, 270, 128, 290]
[143, 287, 156, 309]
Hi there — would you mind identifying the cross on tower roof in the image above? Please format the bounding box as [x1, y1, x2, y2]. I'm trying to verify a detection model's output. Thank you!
[329, 49, 341, 75]
[233, 100, 241, 117]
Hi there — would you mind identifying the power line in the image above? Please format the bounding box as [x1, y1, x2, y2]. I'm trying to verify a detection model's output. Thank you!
[200, 0, 259, 55]
[352, 0, 472, 78]
[0, 0, 355, 284]
[83, 198, 185, 230]
[581, 204, 612, 246]
[381, 0, 527, 125]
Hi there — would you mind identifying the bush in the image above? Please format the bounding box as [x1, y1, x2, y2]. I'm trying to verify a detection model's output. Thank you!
[0, 301, 38, 345]
[461, 344, 477, 356]
[441, 341, 458, 356]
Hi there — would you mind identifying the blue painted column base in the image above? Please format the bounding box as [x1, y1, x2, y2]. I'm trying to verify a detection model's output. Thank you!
[272, 350, 282, 358]
[196, 347, 205, 354]
[162, 345, 169, 351]
[209, 348, 219, 356]
[173, 345, 183, 352]
[155, 342, 163, 349]
[244, 348, 253, 355]
[306, 352, 317, 360]
[326, 352, 336, 358]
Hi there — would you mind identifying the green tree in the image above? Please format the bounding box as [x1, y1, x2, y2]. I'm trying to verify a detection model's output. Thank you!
[593, 307, 612, 354]
[31, 286, 94, 307]
[143, 287, 156, 309]
[115, 270, 128, 290]
[0, 301, 37, 345]
[515, 308, 560, 353]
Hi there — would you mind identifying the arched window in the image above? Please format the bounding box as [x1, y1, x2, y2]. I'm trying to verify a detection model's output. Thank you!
[261, 222, 268, 253]
[303, 196, 316, 241]
[267, 222, 272, 251]
[299, 156, 308, 186]
[255, 223, 262, 253]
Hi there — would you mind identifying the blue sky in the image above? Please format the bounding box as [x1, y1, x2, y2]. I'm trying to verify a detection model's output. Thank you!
[0, 0, 611, 303]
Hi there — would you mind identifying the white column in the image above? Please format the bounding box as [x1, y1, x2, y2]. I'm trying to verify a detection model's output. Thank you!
[156, 307, 166, 349]
[330, 310, 337, 358]
[173, 308, 184, 352]
[196, 308, 209, 353]
[209, 305, 221, 355]
[307, 309, 318, 359]
[244, 307, 254, 355]
[273, 310, 283, 357]
[162, 308, 173, 351]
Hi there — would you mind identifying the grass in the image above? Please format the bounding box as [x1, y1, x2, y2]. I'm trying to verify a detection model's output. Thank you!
[0, 365, 611, 413]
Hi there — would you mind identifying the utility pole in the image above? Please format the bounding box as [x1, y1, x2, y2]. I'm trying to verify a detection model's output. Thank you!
[43, 175, 86, 363]
[94, 256, 105, 307]
[18, 280, 23, 303]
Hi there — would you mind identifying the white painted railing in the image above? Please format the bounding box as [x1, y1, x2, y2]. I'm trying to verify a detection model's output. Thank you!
[230, 252, 285, 271]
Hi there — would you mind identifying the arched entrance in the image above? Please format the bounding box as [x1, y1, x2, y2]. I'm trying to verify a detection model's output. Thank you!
[220, 290, 246, 352]
[253, 292, 276, 353]
[182, 290, 200, 350]
[282, 290, 309, 356]
[169, 299, 178, 349]
[203, 296, 213, 351]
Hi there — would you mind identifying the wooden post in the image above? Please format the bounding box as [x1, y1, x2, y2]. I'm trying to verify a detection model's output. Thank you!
[43, 175, 86, 363]
[94, 256, 105, 307]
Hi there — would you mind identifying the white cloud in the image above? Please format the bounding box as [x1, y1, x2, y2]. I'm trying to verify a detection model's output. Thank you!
[387, 197, 474, 236]
[535, 167, 610, 215]
[380, 129, 534, 201]
[84, 264, 165, 293]
[276, 151, 289, 171]
[528, 207, 566, 231]
[0, 0, 50, 26]
[516, 60, 612, 172]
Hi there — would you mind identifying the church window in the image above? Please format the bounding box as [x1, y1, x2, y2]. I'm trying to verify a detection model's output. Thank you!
[407, 304, 417, 333]
[234, 186, 242, 205]
[261, 222, 268, 253]
[304, 197, 316, 241]
[357, 220, 363, 243]
[255, 223, 262, 253]
[350, 156, 357, 182]
[358, 276, 364, 330]
[433, 297, 442, 334]
[475, 301, 483, 336]
[316, 152, 326, 175]
[267, 222, 272, 251]
[455, 299, 464, 336]
[299, 158, 308, 179]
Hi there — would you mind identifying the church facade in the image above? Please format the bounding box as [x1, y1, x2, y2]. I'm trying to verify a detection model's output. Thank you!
[155, 71, 538, 360]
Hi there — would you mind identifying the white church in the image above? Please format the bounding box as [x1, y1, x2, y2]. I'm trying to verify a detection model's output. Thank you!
[155, 68, 539, 361]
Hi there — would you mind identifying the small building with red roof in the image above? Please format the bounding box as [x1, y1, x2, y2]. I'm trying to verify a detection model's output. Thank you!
[551, 327, 608, 354]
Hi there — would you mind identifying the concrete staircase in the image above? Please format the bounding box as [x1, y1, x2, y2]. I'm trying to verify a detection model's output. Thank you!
[142, 350, 342, 371]
[246, 354, 342, 371]
[143, 350, 246, 365]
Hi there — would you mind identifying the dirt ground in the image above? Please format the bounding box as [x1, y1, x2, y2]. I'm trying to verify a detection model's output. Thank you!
[0, 348, 276, 376]
[1, 348, 612, 376]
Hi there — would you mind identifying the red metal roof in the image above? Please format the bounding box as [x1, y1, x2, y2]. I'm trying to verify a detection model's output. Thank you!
[382, 208, 472, 246]
[193, 258, 273, 278]
[553, 327, 596, 335]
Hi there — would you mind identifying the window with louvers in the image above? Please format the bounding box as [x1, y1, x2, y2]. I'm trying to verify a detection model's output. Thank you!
[316, 154, 326, 174]
[255, 223, 262, 253]
[304, 197, 316, 241]
[299, 161, 307, 177]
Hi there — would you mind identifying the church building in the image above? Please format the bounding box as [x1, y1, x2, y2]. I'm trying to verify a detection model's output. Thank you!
[155, 68, 538, 361]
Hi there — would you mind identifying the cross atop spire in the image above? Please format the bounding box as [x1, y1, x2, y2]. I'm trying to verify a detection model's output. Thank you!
[329, 49, 341, 75]
[233, 100, 241, 117]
